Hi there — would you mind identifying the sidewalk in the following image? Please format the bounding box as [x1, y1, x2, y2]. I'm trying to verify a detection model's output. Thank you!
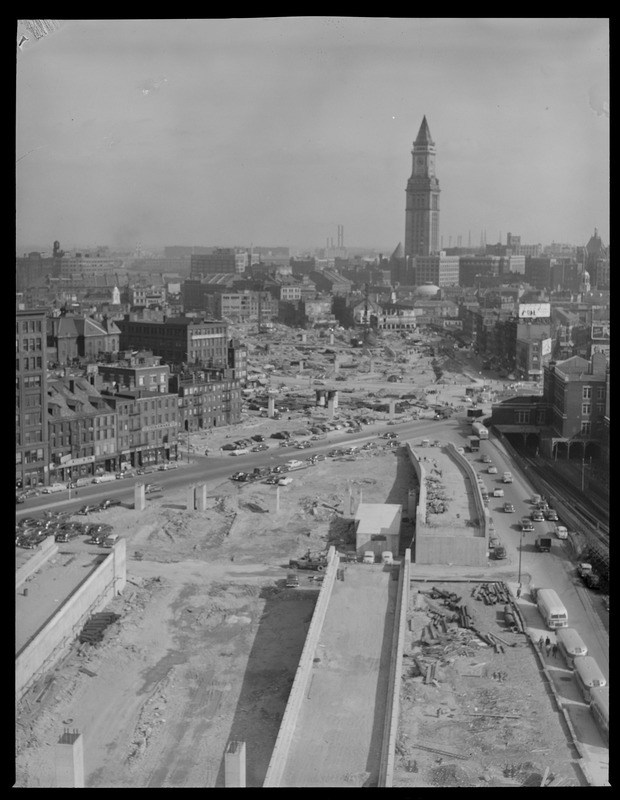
[507, 582, 609, 787]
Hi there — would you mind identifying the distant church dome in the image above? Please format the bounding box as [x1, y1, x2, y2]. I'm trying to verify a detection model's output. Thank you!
[414, 283, 440, 298]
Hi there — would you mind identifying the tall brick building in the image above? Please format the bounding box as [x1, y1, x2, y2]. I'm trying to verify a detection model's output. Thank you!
[16, 308, 49, 489]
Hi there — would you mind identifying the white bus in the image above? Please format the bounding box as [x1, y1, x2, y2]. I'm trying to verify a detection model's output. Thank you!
[536, 588, 568, 629]
[556, 628, 588, 667]
[471, 421, 489, 439]
[573, 656, 607, 703]
[589, 685, 609, 742]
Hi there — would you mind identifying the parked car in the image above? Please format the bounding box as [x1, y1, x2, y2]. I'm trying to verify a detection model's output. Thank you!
[221, 443, 237, 450]
[251, 444, 269, 452]
[502, 472, 513, 483]
[98, 498, 122, 510]
[492, 488, 505, 497]
[77, 504, 99, 515]
[251, 435, 265, 442]
[230, 449, 249, 456]
[277, 476, 293, 486]
[285, 572, 300, 588]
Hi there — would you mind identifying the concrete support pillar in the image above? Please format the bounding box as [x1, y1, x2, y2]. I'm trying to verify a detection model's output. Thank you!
[369, 358, 374, 373]
[134, 484, 146, 511]
[186, 485, 195, 510]
[389, 400, 396, 420]
[327, 397, 335, 419]
[225, 740, 246, 787]
[298, 360, 304, 373]
[268, 396, 276, 418]
[276, 487, 280, 512]
[195, 482, 207, 511]
[329, 333, 334, 345]
[334, 357, 340, 373]
[302, 333, 307, 344]
[55, 729, 84, 788]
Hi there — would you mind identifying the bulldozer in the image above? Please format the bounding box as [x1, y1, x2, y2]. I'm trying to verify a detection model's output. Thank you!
[289, 549, 328, 571]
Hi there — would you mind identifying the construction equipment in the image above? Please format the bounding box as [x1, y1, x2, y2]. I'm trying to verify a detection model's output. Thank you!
[289, 549, 328, 571]
[577, 563, 600, 589]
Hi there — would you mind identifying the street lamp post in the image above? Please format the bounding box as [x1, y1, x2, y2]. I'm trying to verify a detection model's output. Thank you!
[517, 529, 525, 587]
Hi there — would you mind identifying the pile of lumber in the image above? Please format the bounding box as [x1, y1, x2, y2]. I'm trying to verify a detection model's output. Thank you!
[78, 611, 121, 645]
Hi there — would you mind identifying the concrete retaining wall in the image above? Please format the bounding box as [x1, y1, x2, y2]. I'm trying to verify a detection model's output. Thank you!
[16, 536, 58, 590]
[263, 546, 338, 787]
[415, 534, 488, 566]
[16, 539, 127, 701]
[405, 444, 427, 531]
[379, 549, 411, 787]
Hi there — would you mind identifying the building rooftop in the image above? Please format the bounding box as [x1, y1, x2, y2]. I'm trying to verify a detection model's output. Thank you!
[354, 503, 402, 536]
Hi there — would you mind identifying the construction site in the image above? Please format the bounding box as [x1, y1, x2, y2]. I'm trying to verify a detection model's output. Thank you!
[14, 326, 606, 787]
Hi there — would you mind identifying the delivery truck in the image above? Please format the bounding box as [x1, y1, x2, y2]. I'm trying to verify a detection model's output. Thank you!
[535, 534, 552, 552]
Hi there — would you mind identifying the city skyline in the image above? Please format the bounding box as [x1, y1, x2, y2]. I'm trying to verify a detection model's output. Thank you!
[16, 18, 609, 253]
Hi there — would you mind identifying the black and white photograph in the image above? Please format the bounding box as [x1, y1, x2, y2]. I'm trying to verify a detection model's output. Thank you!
[16, 18, 608, 788]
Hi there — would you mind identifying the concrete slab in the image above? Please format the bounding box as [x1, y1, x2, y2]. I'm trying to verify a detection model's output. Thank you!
[281, 564, 398, 787]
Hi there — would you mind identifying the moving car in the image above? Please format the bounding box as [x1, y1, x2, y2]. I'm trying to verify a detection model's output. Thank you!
[492, 488, 504, 497]
[487, 466, 498, 474]
[145, 483, 162, 494]
[277, 476, 293, 486]
[503, 502, 515, 513]
[251, 444, 269, 452]
[481, 454, 492, 464]
[546, 508, 559, 521]
[42, 483, 65, 494]
[502, 472, 513, 483]
[520, 517, 535, 532]
[531, 509, 545, 522]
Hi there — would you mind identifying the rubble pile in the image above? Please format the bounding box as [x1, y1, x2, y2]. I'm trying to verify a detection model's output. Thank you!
[424, 476, 450, 515]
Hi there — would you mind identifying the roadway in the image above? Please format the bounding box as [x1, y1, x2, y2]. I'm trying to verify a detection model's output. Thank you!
[16, 417, 455, 521]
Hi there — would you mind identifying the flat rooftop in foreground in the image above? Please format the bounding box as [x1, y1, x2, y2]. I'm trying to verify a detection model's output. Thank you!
[16, 545, 107, 655]
[354, 503, 402, 534]
[281, 563, 398, 787]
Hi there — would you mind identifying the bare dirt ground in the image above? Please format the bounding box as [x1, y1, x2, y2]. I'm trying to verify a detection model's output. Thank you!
[393, 580, 584, 788]
[14, 328, 528, 788]
[15, 441, 411, 788]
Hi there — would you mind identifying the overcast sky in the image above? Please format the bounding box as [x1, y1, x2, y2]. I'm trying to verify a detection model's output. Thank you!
[16, 18, 609, 254]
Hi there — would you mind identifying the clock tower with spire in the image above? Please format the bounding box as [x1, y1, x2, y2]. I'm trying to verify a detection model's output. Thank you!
[405, 116, 441, 261]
